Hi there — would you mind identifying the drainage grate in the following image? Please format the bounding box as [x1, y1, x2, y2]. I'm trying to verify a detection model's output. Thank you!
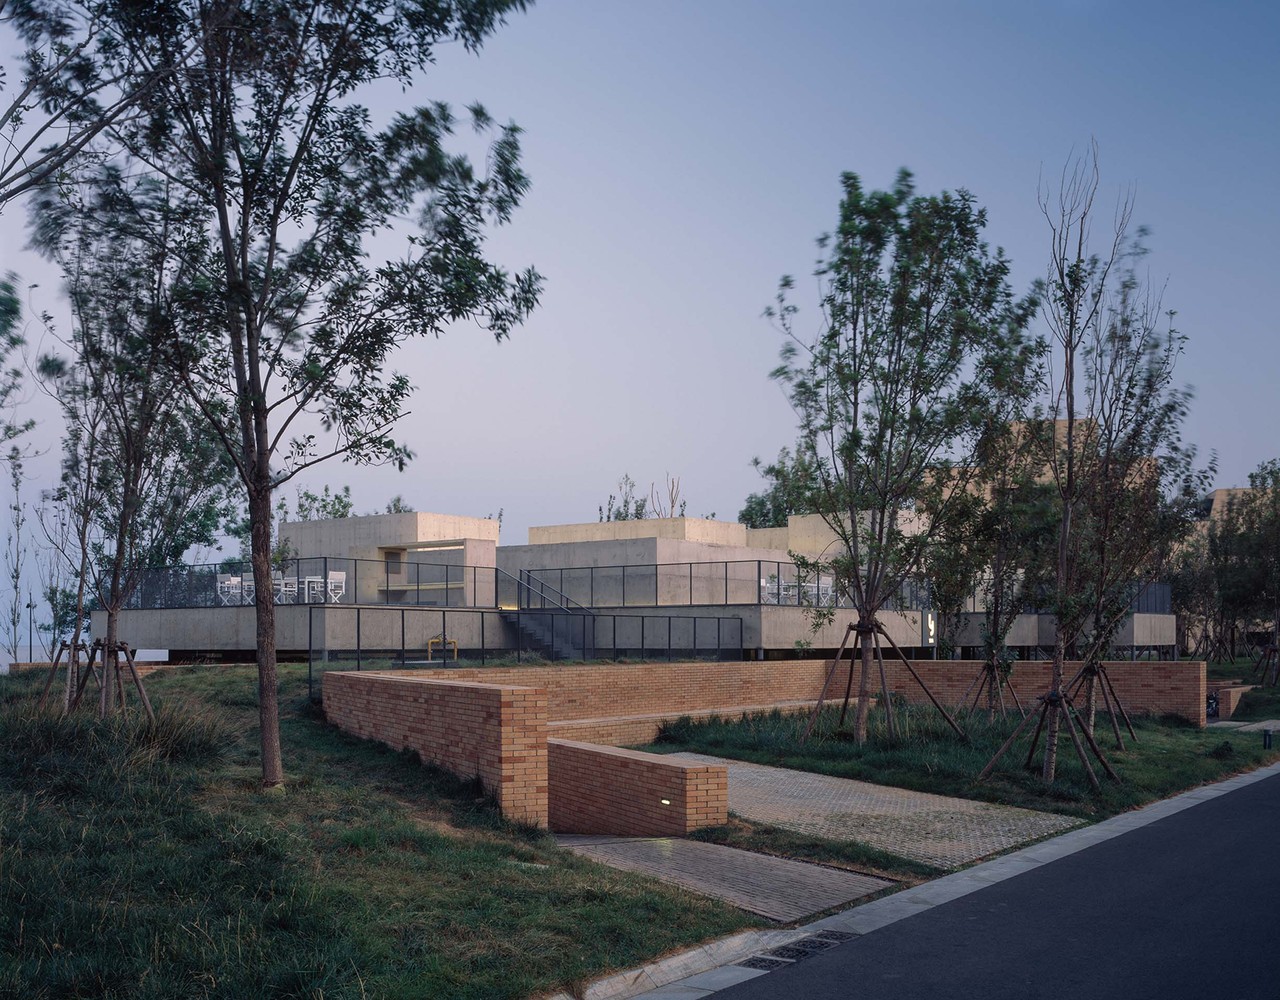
[765, 944, 822, 961]
[736, 956, 793, 971]
[814, 930, 855, 942]
[792, 936, 840, 952]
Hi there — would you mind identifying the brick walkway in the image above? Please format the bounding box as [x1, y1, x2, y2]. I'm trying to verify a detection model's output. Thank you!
[557, 834, 891, 922]
[670, 753, 1080, 870]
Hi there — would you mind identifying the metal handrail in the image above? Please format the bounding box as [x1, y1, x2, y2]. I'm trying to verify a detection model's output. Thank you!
[494, 567, 596, 616]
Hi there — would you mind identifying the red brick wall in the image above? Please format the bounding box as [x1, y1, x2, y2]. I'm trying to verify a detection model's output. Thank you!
[375, 658, 1204, 727]
[322, 672, 548, 826]
[547, 738, 727, 835]
[873, 660, 1205, 727]
[1214, 685, 1252, 721]
[323, 658, 1203, 837]
[375, 661, 855, 721]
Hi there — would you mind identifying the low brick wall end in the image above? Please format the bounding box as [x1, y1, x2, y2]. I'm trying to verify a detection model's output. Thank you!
[547, 738, 727, 835]
[322, 671, 548, 827]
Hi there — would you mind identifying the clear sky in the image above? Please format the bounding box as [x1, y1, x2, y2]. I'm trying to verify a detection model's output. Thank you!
[2, 0, 1277, 548]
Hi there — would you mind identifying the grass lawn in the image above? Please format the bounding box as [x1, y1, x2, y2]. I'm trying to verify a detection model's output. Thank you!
[1200, 658, 1280, 722]
[688, 817, 944, 884]
[642, 702, 1280, 821]
[1228, 686, 1280, 722]
[0, 664, 757, 999]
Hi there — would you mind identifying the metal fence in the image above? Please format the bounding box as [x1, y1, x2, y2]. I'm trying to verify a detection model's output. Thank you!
[126, 559, 542, 610]
[124, 556, 1172, 616]
[520, 560, 932, 611]
[305, 605, 745, 698]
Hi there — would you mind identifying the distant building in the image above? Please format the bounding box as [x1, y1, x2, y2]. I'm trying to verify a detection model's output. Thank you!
[96, 510, 1174, 663]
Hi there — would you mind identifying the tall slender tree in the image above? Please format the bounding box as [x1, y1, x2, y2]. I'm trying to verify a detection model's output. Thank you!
[47, 0, 543, 784]
[31, 167, 236, 711]
[769, 169, 1040, 744]
[1031, 146, 1206, 779]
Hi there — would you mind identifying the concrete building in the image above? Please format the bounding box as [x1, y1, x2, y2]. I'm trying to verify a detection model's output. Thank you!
[99, 510, 1175, 663]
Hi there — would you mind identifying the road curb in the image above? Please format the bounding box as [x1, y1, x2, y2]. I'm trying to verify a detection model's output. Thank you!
[547, 758, 1280, 1000]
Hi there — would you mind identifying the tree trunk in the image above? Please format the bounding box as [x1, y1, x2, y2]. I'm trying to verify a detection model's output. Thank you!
[103, 609, 120, 717]
[1043, 632, 1065, 782]
[1082, 666, 1098, 738]
[852, 621, 873, 744]
[250, 485, 284, 788]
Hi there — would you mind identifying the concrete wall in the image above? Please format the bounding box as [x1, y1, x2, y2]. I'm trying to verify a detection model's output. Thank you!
[282, 511, 500, 562]
[322, 671, 548, 825]
[527, 517, 750, 547]
[547, 739, 728, 835]
[99, 606, 313, 654]
[759, 607, 927, 653]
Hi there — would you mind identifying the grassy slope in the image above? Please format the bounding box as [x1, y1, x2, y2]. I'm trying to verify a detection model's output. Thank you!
[0, 666, 756, 1000]
[643, 704, 1280, 821]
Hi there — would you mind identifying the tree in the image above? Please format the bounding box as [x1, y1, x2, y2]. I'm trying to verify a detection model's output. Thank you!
[3, 447, 26, 663]
[63, 0, 541, 785]
[598, 473, 689, 521]
[0, 0, 217, 208]
[1234, 461, 1280, 680]
[0, 275, 29, 444]
[769, 169, 1040, 744]
[1014, 147, 1207, 782]
[737, 448, 813, 529]
[971, 431, 1057, 715]
[31, 166, 236, 710]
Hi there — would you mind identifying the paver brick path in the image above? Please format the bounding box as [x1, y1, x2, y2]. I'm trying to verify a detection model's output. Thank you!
[670, 753, 1081, 870]
[557, 834, 891, 922]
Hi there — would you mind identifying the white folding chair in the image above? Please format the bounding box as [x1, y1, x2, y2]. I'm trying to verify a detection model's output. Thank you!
[326, 570, 346, 603]
[217, 574, 242, 605]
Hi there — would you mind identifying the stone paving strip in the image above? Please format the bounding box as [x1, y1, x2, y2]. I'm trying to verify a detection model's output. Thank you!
[556, 834, 891, 923]
[669, 752, 1081, 870]
[1209, 717, 1280, 732]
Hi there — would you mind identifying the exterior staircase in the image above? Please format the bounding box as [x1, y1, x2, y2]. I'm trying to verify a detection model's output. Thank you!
[497, 569, 596, 661]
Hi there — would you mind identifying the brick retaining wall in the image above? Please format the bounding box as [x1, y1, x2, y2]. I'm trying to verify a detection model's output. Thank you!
[547, 739, 728, 835]
[322, 671, 548, 826]
[373, 658, 1202, 726]
[876, 659, 1205, 727]
[373, 660, 856, 721]
[323, 657, 1204, 835]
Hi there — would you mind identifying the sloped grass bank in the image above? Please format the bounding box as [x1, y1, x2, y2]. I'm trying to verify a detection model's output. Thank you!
[0, 666, 755, 999]
[646, 703, 1280, 821]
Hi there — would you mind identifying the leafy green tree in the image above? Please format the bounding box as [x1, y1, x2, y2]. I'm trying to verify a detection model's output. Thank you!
[1234, 461, 1280, 679]
[599, 474, 649, 521]
[921, 489, 983, 659]
[0, 0, 203, 207]
[31, 167, 236, 711]
[0, 274, 34, 452]
[54, 0, 542, 784]
[769, 169, 1040, 744]
[291, 485, 354, 522]
[737, 448, 813, 529]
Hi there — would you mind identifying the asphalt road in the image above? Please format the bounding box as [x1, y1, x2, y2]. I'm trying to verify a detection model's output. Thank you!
[716, 771, 1280, 1000]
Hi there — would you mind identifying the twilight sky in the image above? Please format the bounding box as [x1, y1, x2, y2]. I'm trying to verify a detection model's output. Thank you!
[2, 0, 1277, 548]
